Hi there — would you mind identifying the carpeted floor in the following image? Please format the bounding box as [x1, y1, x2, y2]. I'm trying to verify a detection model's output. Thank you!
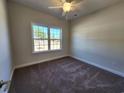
[9, 57, 124, 93]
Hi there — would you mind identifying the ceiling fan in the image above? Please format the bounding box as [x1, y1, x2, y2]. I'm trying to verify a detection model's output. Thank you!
[48, 0, 83, 19]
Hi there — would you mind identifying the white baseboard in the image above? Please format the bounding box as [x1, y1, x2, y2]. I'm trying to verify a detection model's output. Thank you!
[15, 55, 68, 69]
[70, 55, 124, 78]
[10, 68, 14, 80]
[6, 68, 15, 93]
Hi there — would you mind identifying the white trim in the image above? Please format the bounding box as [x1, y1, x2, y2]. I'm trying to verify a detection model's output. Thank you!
[15, 55, 68, 69]
[31, 22, 63, 54]
[32, 49, 62, 54]
[5, 68, 15, 93]
[70, 55, 124, 78]
[10, 69, 14, 81]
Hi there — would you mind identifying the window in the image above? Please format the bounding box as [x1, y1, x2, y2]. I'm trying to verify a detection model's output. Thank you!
[32, 24, 62, 53]
[50, 28, 61, 50]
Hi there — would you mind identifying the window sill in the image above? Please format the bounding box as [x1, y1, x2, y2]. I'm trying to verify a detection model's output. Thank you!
[32, 49, 62, 54]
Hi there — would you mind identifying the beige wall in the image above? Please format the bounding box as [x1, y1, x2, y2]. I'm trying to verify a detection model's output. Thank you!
[70, 1, 124, 77]
[8, 2, 69, 67]
[0, 0, 13, 92]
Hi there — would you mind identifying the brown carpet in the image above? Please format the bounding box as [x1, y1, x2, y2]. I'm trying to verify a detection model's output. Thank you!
[9, 57, 124, 93]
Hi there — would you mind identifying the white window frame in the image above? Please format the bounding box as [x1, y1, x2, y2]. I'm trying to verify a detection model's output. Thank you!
[31, 23, 62, 53]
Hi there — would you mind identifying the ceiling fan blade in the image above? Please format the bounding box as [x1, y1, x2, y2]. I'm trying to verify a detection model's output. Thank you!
[48, 6, 63, 9]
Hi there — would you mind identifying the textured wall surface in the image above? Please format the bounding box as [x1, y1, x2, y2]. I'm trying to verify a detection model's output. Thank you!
[8, 2, 69, 67]
[70, 1, 124, 77]
[0, 0, 13, 93]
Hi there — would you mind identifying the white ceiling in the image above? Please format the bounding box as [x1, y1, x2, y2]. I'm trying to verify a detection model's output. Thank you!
[8, 0, 122, 20]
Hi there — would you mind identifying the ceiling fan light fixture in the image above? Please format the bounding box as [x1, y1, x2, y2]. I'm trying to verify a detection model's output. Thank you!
[63, 2, 71, 12]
